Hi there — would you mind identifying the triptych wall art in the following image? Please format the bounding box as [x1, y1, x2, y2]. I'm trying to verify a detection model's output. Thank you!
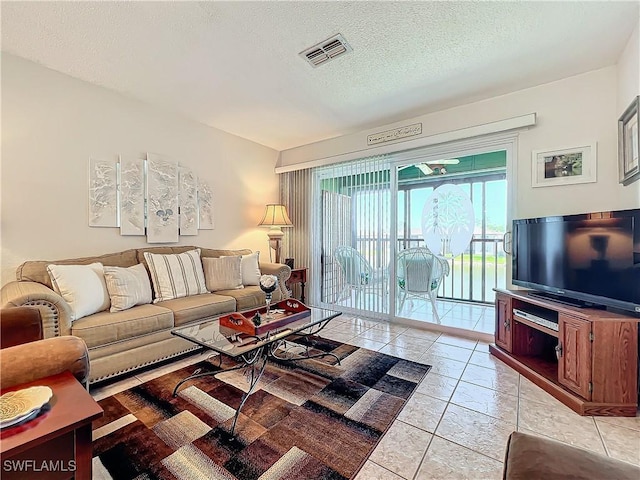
[88, 153, 214, 243]
[88, 158, 119, 227]
[119, 157, 146, 236]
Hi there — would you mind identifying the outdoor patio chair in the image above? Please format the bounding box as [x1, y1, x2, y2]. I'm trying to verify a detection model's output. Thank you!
[333, 246, 387, 309]
[397, 247, 450, 321]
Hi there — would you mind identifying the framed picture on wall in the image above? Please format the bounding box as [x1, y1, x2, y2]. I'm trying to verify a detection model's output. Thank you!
[531, 143, 597, 188]
[618, 95, 640, 185]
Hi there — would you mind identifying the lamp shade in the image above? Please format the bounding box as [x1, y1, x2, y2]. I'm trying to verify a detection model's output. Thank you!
[258, 204, 293, 227]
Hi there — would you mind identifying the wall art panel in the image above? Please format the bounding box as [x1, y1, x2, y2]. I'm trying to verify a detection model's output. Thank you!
[146, 153, 179, 243]
[88, 157, 119, 227]
[179, 167, 198, 235]
[119, 156, 146, 235]
[198, 180, 214, 230]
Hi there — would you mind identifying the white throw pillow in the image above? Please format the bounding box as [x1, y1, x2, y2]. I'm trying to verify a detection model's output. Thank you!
[46, 262, 111, 321]
[143, 249, 208, 303]
[103, 263, 153, 312]
[202, 256, 244, 291]
[224, 251, 261, 286]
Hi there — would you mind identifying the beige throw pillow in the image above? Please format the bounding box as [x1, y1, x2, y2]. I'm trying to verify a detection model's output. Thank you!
[103, 263, 153, 312]
[46, 262, 110, 321]
[220, 252, 262, 286]
[143, 249, 208, 303]
[203, 256, 244, 291]
[240, 251, 261, 286]
[222, 251, 261, 286]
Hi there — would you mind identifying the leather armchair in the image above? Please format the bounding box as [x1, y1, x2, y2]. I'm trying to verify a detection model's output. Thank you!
[1, 306, 43, 348]
[0, 307, 90, 389]
[503, 431, 640, 479]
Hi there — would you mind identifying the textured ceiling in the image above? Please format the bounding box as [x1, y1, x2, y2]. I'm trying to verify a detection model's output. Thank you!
[2, 1, 638, 151]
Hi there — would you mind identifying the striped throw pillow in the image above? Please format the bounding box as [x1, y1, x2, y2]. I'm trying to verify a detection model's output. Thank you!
[103, 263, 153, 312]
[143, 249, 208, 303]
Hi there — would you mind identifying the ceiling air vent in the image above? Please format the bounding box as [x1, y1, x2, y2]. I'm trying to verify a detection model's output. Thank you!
[300, 34, 352, 68]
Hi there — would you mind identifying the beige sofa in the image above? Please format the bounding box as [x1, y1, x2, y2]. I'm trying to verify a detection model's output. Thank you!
[0, 246, 291, 384]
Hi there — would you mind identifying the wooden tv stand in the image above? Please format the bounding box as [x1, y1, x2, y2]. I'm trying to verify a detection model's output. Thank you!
[489, 289, 640, 416]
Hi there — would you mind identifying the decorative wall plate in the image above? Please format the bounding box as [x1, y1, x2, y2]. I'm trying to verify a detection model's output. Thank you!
[0, 386, 53, 428]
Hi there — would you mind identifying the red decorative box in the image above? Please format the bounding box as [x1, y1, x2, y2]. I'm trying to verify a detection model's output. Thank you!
[219, 299, 311, 336]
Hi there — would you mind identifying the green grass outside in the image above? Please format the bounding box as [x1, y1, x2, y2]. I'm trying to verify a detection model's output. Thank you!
[458, 254, 507, 265]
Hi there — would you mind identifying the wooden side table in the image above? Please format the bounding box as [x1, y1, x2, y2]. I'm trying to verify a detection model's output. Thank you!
[1, 371, 103, 480]
[286, 267, 308, 303]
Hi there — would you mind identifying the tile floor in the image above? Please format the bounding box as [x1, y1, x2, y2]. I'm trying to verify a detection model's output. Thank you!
[396, 299, 496, 336]
[90, 313, 640, 480]
[336, 297, 496, 336]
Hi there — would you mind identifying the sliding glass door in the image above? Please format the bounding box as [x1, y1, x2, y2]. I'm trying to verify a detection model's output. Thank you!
[394, 159, 507, 327]
[307, 136, 514, 331]
[316, 156, 391, 316]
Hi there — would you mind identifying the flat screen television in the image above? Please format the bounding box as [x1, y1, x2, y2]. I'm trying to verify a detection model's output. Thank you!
[512, 208, 640, 315]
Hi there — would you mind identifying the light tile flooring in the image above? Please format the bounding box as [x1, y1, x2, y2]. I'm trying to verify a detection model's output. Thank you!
[91, 314, 640, 480]
[335, 297, 496, 335]
[396, 299, 496, 336]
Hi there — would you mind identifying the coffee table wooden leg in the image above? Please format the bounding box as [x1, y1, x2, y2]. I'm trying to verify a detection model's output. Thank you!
[75, 423, 93, 480]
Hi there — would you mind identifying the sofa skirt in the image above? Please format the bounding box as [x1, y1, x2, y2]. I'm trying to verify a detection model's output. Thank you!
[88, 330, 200, 384]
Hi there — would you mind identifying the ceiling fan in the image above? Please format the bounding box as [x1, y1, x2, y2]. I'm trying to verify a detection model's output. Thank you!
[398, 159, 460, 176]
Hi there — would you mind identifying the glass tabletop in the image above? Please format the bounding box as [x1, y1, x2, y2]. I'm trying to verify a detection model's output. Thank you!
[171, 306, 342, 358]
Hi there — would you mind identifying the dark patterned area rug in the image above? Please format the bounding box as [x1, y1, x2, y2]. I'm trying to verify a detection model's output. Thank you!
[92, 335, 431, 480]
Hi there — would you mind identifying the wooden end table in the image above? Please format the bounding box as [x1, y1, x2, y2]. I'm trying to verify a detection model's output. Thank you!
[1, 371, 103, 480]
[286, 267, 308, 303]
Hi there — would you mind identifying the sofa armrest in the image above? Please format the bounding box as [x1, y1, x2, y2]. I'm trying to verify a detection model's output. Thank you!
[1, 281, 72, 337]
[0, 336, 90, 389]
[260, 262, 292, 299]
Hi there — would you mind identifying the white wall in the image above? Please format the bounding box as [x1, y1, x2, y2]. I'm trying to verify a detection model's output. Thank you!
[1, 54, 279, 285]
[279, 66, 640, 219]
[617, 21, 639, 115]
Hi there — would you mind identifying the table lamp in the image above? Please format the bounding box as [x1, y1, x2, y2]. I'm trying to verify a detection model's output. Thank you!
[258, 204, 293, 264]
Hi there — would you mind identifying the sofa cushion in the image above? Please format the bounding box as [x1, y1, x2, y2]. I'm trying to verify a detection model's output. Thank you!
[104, 263, 153, 312]
[215, 285, 282, 311]
[47, 262, 111, 321]
[17, 249, 138, 289]
[71, 304, 173, 349]
[88, 329, 187, 360]
[157, 293, 236, 327]
[88, 334, 199, 383]
[144, 249, 208, 302]
[202, 256, 243, 291]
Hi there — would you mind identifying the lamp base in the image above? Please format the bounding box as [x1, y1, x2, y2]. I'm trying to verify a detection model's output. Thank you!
[266, 228, 284, 264]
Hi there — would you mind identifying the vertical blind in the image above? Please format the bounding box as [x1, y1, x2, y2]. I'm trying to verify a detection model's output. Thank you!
[279, 168, 313, 300]
[281, 155, 391, 316]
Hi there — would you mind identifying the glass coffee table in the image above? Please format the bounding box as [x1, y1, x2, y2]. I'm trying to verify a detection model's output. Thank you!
[171, 304, 341, 434]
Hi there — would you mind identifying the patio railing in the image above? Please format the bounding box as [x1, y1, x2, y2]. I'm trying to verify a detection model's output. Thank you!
[354, 235, 506, 305]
